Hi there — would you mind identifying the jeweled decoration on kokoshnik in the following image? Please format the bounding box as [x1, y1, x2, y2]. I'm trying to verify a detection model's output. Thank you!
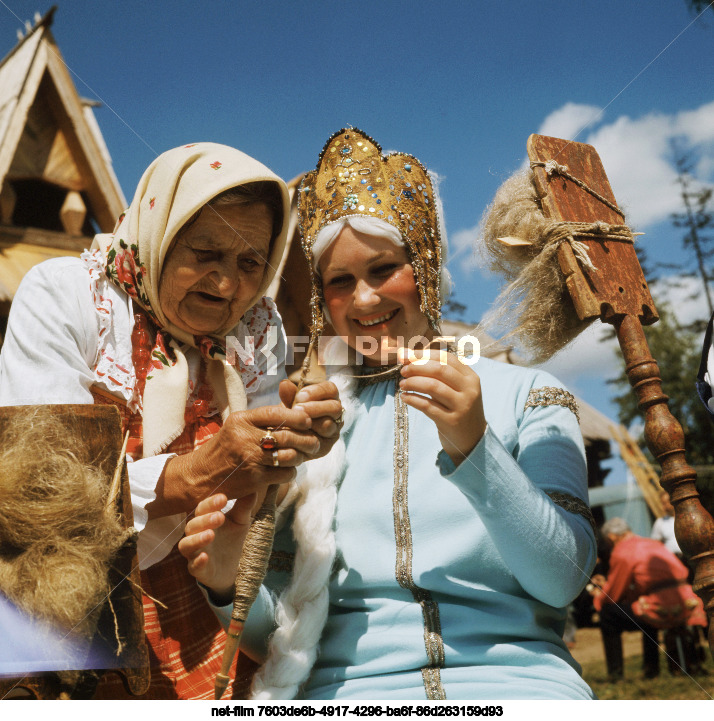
[298, 128, 444, 340]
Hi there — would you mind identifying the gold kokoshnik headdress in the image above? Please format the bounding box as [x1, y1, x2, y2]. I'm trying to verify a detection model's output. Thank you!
[298, 128, 443, 351]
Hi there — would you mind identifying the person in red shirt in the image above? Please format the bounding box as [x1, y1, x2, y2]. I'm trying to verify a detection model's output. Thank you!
[589, 517, 700, 680]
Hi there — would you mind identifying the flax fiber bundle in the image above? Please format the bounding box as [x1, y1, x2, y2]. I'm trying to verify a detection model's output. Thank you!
[477, 169, 595, 363]
[0, 407, 127, 644]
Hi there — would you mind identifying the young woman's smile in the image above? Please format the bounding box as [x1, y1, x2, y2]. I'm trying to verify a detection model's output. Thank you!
[318, 226, 432, 365]
[353, 308, 400, 328]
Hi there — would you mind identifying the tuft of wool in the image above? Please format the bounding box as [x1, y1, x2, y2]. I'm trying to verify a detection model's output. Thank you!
[476, 169, 594, 363]
[0, 407, 128, 642]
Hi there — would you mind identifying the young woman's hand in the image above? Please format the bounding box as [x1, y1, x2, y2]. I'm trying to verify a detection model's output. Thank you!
[398, 348, 486, 466]
[178, 492, 256, 605]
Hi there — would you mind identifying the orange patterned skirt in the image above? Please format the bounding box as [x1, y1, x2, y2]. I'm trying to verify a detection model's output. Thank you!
[94, 545, 237, 699]
[92, 383, 237, 699]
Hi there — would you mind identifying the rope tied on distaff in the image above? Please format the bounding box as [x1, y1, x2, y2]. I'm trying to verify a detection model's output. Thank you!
[530, 160, 626, 218]
[539, 220, 637, 273]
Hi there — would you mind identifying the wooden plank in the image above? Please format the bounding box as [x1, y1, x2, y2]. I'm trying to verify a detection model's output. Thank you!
[0, 224, 88, 252]
[0, 40, 48, 184]
[0, 241, 79, 301]
[527, 134, 658, 324]
[8, 87, 56, 179]
[7, 87, 83, 192]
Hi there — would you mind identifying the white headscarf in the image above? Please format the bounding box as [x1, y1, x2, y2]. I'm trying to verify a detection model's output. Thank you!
[93, 142, 290, 456]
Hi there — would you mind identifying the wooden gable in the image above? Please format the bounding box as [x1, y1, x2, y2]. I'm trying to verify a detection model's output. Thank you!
[0, 7, 125, 307]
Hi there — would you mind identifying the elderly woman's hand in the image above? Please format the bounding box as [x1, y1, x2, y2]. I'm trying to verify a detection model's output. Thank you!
[178, 493, 254, 604]
[398, 347, 487, 467]
[147, 402, 324, 520]
[278, 379, 343, 459]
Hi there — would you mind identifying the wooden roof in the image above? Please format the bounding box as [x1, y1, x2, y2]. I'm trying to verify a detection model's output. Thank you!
[0, 8, 125, 231]
[0, 8, 126, 303]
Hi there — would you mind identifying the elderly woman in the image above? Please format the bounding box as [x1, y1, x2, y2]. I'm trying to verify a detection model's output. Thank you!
[180, 129, 597, 700]
[0, 143, 341, 699]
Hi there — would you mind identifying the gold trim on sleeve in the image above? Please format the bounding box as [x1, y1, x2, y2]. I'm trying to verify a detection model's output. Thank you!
[546, 491, 597, 535]
[524, 386, 580, 422]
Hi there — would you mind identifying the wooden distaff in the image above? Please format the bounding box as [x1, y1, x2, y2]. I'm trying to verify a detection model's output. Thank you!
[0, 405, 149, 699]
[528, 134, 714, 652]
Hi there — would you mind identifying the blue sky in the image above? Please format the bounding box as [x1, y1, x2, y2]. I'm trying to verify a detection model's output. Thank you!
[2, 1, 714, 483]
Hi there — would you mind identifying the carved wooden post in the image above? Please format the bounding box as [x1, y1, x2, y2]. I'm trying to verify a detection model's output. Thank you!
[615, 315, 714, 649]
[60, 189, 87, 236]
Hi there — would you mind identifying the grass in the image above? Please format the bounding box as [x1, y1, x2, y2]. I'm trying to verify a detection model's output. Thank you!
[581, 650, 714, 700]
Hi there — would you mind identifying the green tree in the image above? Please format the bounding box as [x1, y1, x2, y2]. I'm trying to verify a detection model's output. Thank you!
[684, 0, 714, 15]
[660, 147, 714, 328]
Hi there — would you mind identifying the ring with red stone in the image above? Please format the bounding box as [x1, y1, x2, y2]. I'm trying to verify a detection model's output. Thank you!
[259, 427, 278, 451]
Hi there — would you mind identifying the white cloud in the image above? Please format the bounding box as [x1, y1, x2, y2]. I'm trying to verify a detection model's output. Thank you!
[536, 323, 620, 393]
[696, 154, 714, 180]
[676, 101, 714, 147]
[655, 274, 712, 326]
[585, 113, 681, 228]
[448, 223, 483, 271]
[535, 102, 604, 142]
[532, 100, 714, 229]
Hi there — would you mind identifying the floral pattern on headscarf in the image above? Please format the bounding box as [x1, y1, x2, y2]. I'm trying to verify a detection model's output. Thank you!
[147, 330, 176, 374]
[106, 238, 153, 320]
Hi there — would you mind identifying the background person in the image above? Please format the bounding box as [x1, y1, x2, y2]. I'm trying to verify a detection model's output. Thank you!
[589, 517, 706, 680]
[696, 309, 714, 421]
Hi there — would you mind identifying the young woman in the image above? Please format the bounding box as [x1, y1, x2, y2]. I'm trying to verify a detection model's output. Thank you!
[180, 129, 597, 700]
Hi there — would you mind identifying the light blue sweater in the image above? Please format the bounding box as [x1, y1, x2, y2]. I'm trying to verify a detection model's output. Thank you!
[228, 358, 597, 700]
